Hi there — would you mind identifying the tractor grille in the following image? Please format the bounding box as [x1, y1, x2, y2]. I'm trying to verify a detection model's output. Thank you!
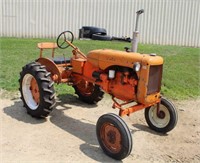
[147, 65, 163, 95]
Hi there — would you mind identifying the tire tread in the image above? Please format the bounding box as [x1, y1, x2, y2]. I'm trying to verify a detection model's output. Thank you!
[19, 62, 56, 118]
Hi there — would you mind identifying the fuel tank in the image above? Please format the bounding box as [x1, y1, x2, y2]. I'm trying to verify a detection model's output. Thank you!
[87, 49, 163, 69]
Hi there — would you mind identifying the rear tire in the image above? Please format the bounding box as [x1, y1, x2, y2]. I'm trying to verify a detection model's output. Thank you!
[19, 62, 56, 118]
[96, 113, 132, 160]
[81, 26, 107, 38]
[92, 34, 112, 41]
[73, 79, 104, 104]
[145, 98, 178, 133]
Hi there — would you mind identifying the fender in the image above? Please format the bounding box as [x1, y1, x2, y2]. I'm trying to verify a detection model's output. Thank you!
[37, 57, 61, 83]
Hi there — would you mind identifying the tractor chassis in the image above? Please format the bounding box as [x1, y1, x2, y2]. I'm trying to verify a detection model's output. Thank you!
[112, 96, 161, 117]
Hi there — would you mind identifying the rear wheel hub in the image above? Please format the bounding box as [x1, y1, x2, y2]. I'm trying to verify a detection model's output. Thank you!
[30, 77, 40, 104]
[22, 74, 40, 110]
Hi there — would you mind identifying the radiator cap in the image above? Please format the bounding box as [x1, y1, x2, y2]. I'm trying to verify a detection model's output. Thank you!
[150, 53, 156, 56]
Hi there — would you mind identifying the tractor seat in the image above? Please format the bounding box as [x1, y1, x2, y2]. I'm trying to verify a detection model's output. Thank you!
[53, 57, 71, 64]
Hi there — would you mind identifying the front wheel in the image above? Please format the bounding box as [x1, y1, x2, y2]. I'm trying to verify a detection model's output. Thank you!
[96, 113, 132, 160]
[145, 98, 178, 133]
[19, 62, 56, 118]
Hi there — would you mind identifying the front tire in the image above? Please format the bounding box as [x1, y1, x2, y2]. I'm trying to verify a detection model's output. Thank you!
[145, 98, 178, 133]
[19, 62, 56, 118]
[96, 113, 132, 160]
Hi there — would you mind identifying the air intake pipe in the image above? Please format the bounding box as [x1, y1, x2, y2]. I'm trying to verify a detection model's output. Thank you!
[131, 9, 144, 52]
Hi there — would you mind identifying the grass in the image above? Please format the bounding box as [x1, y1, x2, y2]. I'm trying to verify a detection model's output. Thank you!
[0, 37, 199, 100]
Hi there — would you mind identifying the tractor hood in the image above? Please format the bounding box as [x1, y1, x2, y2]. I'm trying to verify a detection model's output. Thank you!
[87, 49, 163, 70]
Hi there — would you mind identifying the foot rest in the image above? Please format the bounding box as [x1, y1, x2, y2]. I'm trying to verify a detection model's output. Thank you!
[53, 57, 71, 64]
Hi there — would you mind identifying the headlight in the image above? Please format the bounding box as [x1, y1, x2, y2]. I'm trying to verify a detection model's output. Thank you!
[133, 62, 141, 72]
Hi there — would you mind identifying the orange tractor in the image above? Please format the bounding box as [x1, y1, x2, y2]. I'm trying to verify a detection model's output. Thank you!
[19, 9, 178, 160]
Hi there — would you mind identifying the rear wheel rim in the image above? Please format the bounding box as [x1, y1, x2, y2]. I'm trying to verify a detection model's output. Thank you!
[148, 105, 170, 128]
[100, 123, 122, 153]
[22, 74, 40, 110]
[76, 80, 94, 96]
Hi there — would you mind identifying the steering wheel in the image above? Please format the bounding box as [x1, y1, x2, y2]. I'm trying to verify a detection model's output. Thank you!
[56, 31, 74, 49]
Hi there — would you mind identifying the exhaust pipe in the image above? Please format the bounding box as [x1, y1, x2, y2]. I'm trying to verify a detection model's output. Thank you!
[131, 9, 144, 52]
